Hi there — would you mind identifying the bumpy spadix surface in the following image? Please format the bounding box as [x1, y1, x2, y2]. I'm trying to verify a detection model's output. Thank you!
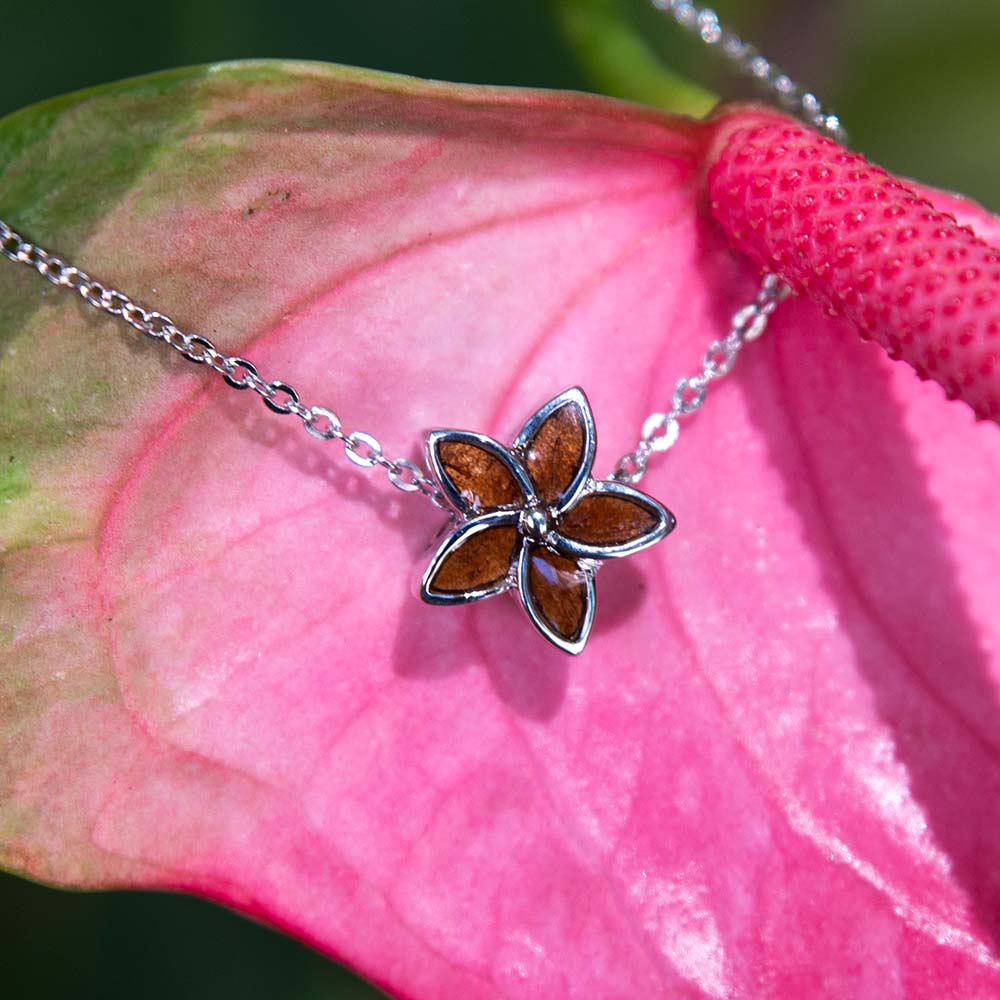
[2, 62, 1000, 999]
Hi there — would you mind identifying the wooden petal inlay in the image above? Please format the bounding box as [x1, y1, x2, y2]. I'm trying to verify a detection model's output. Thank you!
[437, 441, 523, 511]
[426, 524, 519, 596]
[523, 403, 586, 504]
[527, 548, 589, 642]
[559, 492, 660, 547]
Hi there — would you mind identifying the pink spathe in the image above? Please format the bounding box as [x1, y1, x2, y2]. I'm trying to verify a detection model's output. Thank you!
[2, 62, 1000, 1000]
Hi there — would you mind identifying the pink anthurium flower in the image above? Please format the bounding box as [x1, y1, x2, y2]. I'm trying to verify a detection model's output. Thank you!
[2, 61, 1000, 1000]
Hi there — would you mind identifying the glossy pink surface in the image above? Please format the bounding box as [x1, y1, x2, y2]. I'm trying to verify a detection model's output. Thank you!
[3, 65, 1000, 998]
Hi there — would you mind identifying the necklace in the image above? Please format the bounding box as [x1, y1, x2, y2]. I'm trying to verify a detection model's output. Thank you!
[0, 1, 842, 654]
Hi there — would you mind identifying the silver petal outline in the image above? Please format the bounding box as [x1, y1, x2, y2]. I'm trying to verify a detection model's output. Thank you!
[548, 479, 676, 561]
[516, 541, 596, 656]
[512, 386, 596, 513]
[426, 428, 533, 517]
[421, 510, 523, 606]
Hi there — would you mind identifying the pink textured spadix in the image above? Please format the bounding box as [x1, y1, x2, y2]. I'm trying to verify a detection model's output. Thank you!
[3, 63, 1000, 1000]
[706, 108, 1000, 421]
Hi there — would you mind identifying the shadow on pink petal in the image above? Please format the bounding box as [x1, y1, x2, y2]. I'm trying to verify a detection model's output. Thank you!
[392, 600, 472, 680]
[591, 559, 649, 637]
[392, 585, 570, 721]
[391, 526, 651, 718]
[476, 592, 570, 721]
[214, 384, 441, 550]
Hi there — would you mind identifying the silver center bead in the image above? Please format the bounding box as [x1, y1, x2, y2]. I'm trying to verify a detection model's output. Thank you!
[519, 505, 551, 542]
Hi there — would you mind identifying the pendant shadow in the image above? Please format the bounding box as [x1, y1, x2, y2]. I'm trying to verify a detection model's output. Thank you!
[391, 586, 570, 721]
[737, 295, 1000, 951]
[392, 551, 649, 722]
[210, 379, 436, 551]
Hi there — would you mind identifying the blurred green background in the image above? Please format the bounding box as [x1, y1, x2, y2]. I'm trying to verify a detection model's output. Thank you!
[1, 1, 997, 998]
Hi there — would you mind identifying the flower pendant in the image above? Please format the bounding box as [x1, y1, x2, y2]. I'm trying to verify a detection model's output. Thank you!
[420, 387, 675, 654]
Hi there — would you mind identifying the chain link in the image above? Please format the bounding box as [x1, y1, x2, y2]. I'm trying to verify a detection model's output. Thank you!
[651, 0, 846, 143]
[613, 274, 790, 484]
[0, 218, 447, 509]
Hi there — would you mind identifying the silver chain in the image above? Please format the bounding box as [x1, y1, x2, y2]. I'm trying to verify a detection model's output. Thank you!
[0, 3, 840, 500]
[612, 274, 789, 483]
[651, 0, 846, 142]
[610, 0, 845, 484]
[0, 219, 447, 508]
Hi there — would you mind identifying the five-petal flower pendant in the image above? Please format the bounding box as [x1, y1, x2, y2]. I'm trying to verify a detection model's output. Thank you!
[420, 387, 676, 654]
